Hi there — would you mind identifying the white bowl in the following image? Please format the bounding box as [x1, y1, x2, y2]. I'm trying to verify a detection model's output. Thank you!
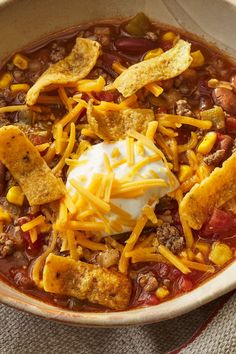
[0, 0, 235, 326]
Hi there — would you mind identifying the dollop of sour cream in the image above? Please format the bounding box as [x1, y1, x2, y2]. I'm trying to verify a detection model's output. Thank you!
[66, 140, 178, 235]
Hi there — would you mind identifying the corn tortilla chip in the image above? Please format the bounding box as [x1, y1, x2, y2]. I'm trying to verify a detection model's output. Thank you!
[26, 38, 101, 105]
[87, 102, 155, 140]
[179, 152, 236, 229]
[0, 125, 64, 205]
[111, 39, 192, 97]
[43, 253, 132, 310]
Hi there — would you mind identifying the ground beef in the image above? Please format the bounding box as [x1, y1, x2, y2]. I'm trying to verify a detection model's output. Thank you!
[0, 114, 10, 128]
[153, 222, 185, 254]
[139, 272, 158, 292]
[50, 42, 66, 63]
[0, 98, 6, 107]
[94, 27, 110, 46]
[0, 233, 14, 258]
[176, 99, 194, 117]
[204, 149, 225, 166]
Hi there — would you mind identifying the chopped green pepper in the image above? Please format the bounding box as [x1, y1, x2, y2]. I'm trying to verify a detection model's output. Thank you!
[200, 106, 225, 130]
[125, 12, 151, 37]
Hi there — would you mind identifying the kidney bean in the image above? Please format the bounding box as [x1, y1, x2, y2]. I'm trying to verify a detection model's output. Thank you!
[226, 116, 236, 133]
[198, 79, 212, 96]
[212, 87, 236, 115]
[218, 133, 233, 152]
[199, 95, 214, 110]
[0, 161, 6, 196]
[115, 37, 156, 54]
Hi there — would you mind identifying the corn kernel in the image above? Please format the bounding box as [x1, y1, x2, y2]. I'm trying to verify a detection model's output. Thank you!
[0, 206, 11, 223]
[144, 48, 164, 60]
[0, 72, 13, 89]
[190, 50, 205, 68]
[195, 241, 210, 255]
[186, 248, 195, 261]
[209, 242, 233, 266]
[12, 53, 29, 70]
[178, 164, 193, 183]
[194, 251, 205, 263]
[197, 132, 217, 155]
[6, 186, 25, 206]
[155, 286, 170, 299]
[10, 83, 30, 93]
[162, 31, 176, 41]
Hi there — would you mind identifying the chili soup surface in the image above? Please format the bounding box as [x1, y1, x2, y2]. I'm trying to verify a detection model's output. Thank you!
[0, 13, 236, 312]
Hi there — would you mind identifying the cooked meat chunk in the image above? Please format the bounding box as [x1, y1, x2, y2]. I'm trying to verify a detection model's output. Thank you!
[153, 222, 185, 254]
[43, 253, 132, 310]
[204, 149, 225, 166]
[139, 272, 158, 292]
[0, 233, 14, 258]
[96, 249, 120, 268]
[176, 99, 193, 117]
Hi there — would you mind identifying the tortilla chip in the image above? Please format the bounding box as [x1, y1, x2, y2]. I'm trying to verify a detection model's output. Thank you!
[26, 38, 101, 106]
[111, 39, 192, 97]
[87, 102, 154, 140]
[0, 125, 64, 205]
[222, 196, 236, 215]
[179, 152, 236, 230]
[43, 253, 132, 310]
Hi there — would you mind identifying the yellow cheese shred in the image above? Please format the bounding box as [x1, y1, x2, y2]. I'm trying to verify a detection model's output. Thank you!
[158, 244, 191, 274]
[126, 137, 135, 166]
[52, 122, 76, 174]
[70, 179, 110, 214]
[62, 220, 105, 231]
[55, 101, 87, 127]
[146, 121, 159, 140]
[21, 215, 45, 232]
[182, 259, 215, 273]
[58, 87, 72, 111]
[29, 228, 38, 243]
[157, 114, 212, 130]
[119, 215, 148, 274]
[178, 132, 198, 153]
[175, 189, 194, 248]
[142, 205, 158, 224]
[75, 232, 106, 251]
[66, 230, 79, 260]
[32, 231, 57, 288]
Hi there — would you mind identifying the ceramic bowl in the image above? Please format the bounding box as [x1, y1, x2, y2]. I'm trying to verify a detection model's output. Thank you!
[0, 0, 235, 326]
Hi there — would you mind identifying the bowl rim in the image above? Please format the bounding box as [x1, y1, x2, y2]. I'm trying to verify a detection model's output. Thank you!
[0, 260, 235, 327]
[0, 0, 236, 327]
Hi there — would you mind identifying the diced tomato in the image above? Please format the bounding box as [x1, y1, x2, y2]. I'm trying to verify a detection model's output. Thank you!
[175, 275, 193, 293]
[94, 91, 117, 102]
[136, 292, 159, 306]
[168, 268, 182, 281]
[81, 93, 90, 102]
[202, 208, 235, 236]
[161, 40, 173, 52]
[17, 216, 45, 256]
[226, 117, 236, 133]
[30, 135, 49, 146]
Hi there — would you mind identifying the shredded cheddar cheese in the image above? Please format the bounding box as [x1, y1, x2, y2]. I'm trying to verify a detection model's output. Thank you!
[21, 215, 45, 232]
